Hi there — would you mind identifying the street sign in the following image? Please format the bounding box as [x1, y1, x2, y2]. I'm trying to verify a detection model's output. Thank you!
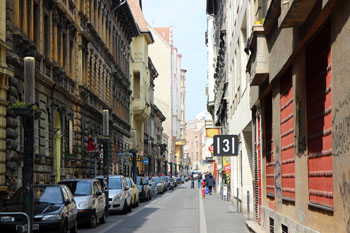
[213, 135, 239, 156]
[142, 159, 149, 164]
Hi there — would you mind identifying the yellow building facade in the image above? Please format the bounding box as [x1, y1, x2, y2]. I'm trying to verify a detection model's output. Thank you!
[129, 0, 154, 174]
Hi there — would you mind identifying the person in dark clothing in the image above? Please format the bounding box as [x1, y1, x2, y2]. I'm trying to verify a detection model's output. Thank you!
[190, 174, 194, 189]
[206, 173, 215, 195]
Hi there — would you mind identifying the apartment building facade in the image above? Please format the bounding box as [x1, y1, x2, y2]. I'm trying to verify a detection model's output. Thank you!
[207, 0, 350, 232]
[1, 0, 139, 204]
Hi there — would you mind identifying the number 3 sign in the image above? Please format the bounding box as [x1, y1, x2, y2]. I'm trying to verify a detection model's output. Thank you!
[213, 135, 239, 156]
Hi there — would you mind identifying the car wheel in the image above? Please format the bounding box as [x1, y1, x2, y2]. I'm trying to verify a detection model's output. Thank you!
[100, 210, 106, 224]
[89, 211, 97, 228]
[70, 220, 78, 233]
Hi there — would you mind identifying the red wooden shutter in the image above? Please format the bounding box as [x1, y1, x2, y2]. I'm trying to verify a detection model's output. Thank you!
[265, 93, 274, 196]
[280, 71, 295, 200]
[306, 23, 333, 209]
[254, 115, 262, 222]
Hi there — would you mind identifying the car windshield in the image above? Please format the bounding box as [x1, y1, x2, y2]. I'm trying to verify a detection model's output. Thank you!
[126, 178, 132, 187]
[34, 186, 63, 204]
[109, 178, 122, 189]
[154, 177, 160, 183]
[60, 181, 91, 196]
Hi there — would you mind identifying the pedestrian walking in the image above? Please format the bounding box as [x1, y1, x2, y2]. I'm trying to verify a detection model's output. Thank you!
[206, 172, 215, 195]
[190, 174, 194, 189]
[198, 172, 202, 188]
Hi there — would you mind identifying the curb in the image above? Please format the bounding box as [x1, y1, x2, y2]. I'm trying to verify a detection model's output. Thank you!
[246, 220, 268, 233]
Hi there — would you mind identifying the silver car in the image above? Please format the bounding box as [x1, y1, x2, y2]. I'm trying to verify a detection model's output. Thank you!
[145, 177, 158, 197]
[105, 175, 132, 214]
[153, 176, 166, 194]
[59, 178, 106, 228]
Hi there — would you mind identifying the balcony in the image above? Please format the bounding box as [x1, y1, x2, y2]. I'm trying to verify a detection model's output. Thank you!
[247, 25, 269, 86]
[132, 97, 150, 122]
[279, 0, 318, 28]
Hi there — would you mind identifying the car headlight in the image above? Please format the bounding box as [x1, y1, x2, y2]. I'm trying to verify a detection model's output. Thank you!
[0, 216, 15, 222]
[42, 214, 62, 221]
[113, 193, 123, 201]
[78, 201, 89, 209]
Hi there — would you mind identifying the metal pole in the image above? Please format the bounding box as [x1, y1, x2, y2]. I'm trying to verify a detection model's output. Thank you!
[237, 188, 239, 213]
[102, 110, 109, 216]
[247, 190, 250, 220]
[23, 55, 35, 233]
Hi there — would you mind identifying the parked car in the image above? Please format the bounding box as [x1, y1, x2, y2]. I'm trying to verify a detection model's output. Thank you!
[170, 177, 177, 188]
[136, 176, 152, 201]
[163, 176, 173, 190]
[96, 175, 132, 214]
[125, 177, 139, 208]
[154, 176, 166, 194]
[59, 179, 106, 228]
[176, 176, 184, 184]
[0, 184, 78, 233]
[145, 177, 158, 197]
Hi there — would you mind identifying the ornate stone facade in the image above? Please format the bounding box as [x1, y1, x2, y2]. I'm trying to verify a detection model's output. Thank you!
[2, 0, 139, 203]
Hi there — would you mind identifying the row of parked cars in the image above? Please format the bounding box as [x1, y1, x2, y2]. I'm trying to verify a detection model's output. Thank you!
[0, 175, 182, 233]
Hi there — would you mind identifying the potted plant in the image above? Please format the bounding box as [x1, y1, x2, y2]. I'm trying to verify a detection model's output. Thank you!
[9, 101, 41, 119]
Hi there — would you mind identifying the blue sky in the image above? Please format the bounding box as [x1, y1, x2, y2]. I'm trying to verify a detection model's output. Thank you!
[142, 0, 208, 121]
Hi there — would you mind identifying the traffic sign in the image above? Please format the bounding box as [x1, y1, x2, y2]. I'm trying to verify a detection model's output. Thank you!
[213, 135, 239, 156]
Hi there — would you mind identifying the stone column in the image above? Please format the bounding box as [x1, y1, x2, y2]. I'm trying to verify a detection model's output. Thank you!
[23, 0, 28, 35]
[0, 72, 9, 192]
[29, 0, 34, 41]
[13, 0, 20, 30]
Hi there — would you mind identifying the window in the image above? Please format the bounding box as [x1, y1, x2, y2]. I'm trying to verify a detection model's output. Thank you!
[306, 23, 333, 209]
[45, 112, 49, 157]
[44, 14, 50, 58]
[16, 117, 23, 152]
[34, 117, 39, 155]
[133, 72, 140, 98]
[280, 70, 295, 200]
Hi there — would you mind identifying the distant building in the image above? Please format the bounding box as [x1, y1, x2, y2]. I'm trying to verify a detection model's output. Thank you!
[148, 26, 186, 175]
[184, 112, 213, 171]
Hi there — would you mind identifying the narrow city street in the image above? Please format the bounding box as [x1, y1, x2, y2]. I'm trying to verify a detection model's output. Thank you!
[79, 182, 248, 233]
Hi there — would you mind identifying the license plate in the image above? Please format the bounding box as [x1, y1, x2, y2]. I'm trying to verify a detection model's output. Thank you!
[33, 224, 39, 230]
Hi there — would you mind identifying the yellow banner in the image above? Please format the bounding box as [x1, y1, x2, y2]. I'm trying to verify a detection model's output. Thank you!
[206, 128, 220, 138]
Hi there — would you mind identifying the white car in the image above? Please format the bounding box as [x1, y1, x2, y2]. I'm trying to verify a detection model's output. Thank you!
[97, 175, 132, 214]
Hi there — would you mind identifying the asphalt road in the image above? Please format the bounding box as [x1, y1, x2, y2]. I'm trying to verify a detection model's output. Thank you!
[79, 182, 200, 233]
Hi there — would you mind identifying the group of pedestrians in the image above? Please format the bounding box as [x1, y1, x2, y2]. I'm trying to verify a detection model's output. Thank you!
[189, 171, 215, 198]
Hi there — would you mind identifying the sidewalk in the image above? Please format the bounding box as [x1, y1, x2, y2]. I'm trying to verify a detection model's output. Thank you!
[201, 189, 249, 233]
